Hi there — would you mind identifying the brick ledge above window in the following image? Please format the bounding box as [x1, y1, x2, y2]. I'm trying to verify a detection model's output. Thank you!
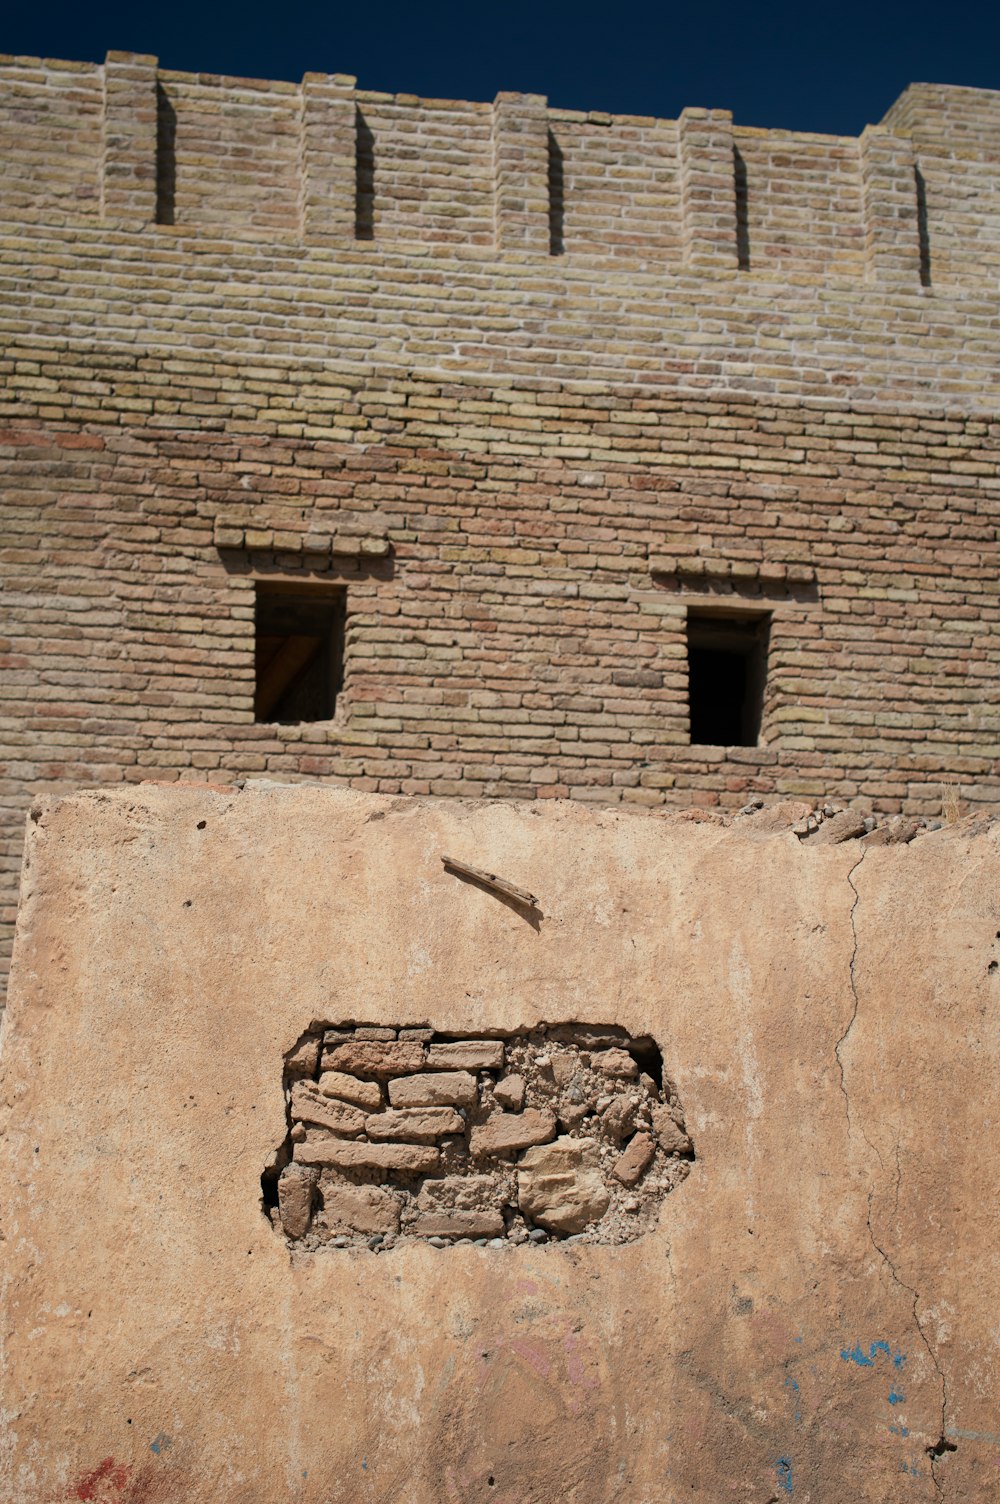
[214, 519, 392, 559]
[649, 555, 817, 586]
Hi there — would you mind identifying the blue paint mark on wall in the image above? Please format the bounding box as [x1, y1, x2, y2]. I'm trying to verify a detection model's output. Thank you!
[776, 1457, 793, 1495]
[149, 1432, 172, 1456]
[840, 1341, 906, 1370]
[890, 1424, 910, 1438]
[888, 1389, 905, 1405]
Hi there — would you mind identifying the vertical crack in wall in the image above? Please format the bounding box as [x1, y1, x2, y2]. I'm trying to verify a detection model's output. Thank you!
[866, 1194, 951, 1498]
[834, 851, 882, 1166]
[835, 848, 951, 1497]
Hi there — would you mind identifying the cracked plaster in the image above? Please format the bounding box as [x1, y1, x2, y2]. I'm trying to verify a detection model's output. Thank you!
[1, 785, 998, 1502]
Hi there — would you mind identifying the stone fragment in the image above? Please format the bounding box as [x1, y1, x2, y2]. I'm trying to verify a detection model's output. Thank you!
[278, 1166, 316, 1239]
[470, 1108, 557, 1157]
[427, 1041, 505, 1071]
[518, 1137, 610, 1234]
[322, 1028, 354, 1046]
[399, 1027, 434, 1041]
[389, 1071, 478, 1108]
[808, 810, 867, 845]
[547, 1025, 629, 1049]
[602, 1095, 638, 1141]
[320, 1178, 401, 1236]
[324, 1041, 426, 1077]
[285, 1034, 321, 1077]
[551, 1055, 576, 1087]
[592, 1048, 638, 1079]
[294, 1137, 440, 1173]
[354, 1026, 397, 1041]
[317, 1071, 383, 1111]
[365, 1107, 464, 1143]
[862, 816, 920, 847]
[290, 1082, 367, 1136]
[558, 1105, 589, 1131]
[651, 1106, 693, 1154]
[747, 799, 813, 834]
[416, 1175, 499, 1212]
[613, 1132, 656, 1186]
[413, 1209, 505, 1238]
[493, 1074, 526, 1111]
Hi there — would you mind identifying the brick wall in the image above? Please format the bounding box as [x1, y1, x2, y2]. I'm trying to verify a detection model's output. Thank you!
[1, 53, 1000, 984]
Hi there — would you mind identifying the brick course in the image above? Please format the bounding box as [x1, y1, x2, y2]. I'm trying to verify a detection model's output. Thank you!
[1, 53, 1000, 983]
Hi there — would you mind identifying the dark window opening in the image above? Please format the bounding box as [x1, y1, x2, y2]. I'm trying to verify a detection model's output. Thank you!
[687, 611, 770, 748]
[254, 584, 346, 724]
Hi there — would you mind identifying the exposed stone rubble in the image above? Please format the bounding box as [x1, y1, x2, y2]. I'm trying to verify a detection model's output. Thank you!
[264, 1023, 694, 1250]
[733, 796, 936, 844]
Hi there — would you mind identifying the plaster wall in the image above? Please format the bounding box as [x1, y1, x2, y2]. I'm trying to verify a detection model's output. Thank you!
[1, 785, 998, 1501]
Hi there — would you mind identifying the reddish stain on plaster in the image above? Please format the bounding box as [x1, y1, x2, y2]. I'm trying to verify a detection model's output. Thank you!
[69, 1458, 131, 1501]
[63, 1458, 174, 1504]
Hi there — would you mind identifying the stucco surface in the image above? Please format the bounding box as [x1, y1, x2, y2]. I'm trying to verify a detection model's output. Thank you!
[1, 784, 998, 1502]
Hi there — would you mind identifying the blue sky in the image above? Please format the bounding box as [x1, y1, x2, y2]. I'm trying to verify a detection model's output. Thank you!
[4, 0, 999, 136]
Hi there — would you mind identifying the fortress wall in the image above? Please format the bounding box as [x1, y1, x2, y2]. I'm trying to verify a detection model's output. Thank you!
[157, 70, 302, 235]
[1, 367, 999, 982]
[355, 93, 496, 247]
[1, 54, 999, 291]
[732, 129, 866, 280]
[1, 56, 999, 993]
[0, 58, 102, 222]
[547, 112, 683, 262]
[3, 214, 1000, 403]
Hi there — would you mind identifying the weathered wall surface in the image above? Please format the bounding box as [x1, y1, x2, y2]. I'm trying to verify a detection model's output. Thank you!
[1, 785, 998, 1501]
[1, 56, 999, 990]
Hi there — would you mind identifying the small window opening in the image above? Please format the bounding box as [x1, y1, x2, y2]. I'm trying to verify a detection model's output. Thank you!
[254, 584, 345, 724]
[687, 611, 770, 747]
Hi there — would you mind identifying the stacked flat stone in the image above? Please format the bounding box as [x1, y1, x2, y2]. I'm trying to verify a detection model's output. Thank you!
[272, 1023, 693, 1249]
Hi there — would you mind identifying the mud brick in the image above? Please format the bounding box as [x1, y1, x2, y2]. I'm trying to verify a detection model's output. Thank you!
[317, 1071, 383, 1111]
[290, 1082, 368, 1136]
[277, 1166, 317, 1239]
[365, 1107, 464, 1143]
[389, 1072, 479, 1108]
[285, 1034, 321, 1078]
[412, 1209, 505, 1239]
[427, 1041, 505, 1071]
[293, 1137, 441, 1173]
[613, 1132, 656, 1186]
[319, 1180, 401, 1236]
[324, 1041, 426, 1077]
[470, 1108, 557, 1157]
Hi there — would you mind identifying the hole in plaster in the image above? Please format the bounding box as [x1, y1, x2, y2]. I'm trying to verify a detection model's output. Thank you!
[925, 1436, 957, 1459]
[263, 1024, 694, 1250]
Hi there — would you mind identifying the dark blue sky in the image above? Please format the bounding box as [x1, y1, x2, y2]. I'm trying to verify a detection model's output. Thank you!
[4, 0, 999, 137]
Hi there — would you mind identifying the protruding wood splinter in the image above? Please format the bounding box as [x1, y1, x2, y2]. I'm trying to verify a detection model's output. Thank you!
[441, 855, 539, 909]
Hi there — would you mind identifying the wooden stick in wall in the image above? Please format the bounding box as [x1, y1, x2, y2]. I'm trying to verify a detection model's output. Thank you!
[441, 855, 539, 910]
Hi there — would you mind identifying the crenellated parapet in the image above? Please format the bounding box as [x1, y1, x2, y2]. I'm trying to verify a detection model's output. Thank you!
[2, 52, 1000, 288]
